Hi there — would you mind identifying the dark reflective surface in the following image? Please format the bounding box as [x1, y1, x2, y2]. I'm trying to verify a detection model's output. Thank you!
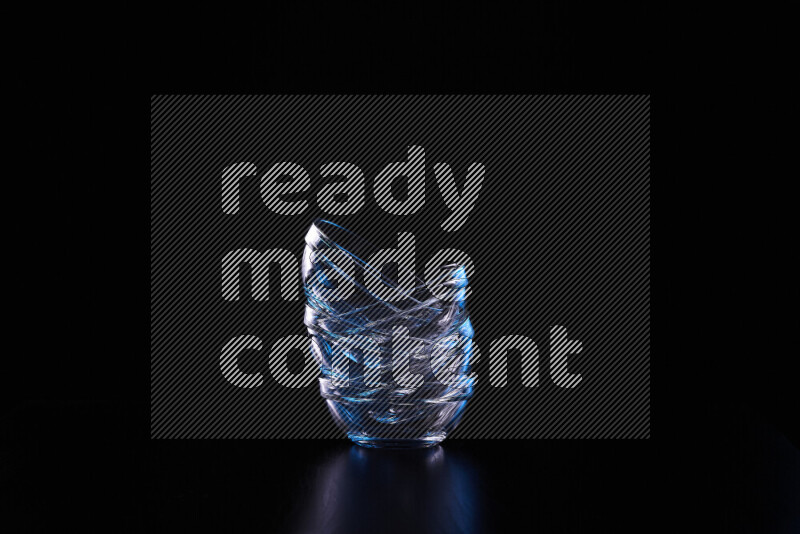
[3, 402, 799, 533]
[285, 445, 483, 534]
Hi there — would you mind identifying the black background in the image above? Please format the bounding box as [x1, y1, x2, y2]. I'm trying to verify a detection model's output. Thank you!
[5, 3, 799, 533]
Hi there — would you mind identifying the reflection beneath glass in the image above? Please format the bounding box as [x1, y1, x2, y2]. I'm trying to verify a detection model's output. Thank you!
[289, 445, 483, 534]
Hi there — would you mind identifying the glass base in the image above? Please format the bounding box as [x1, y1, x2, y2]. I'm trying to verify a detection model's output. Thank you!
[348, 433, 446, 449]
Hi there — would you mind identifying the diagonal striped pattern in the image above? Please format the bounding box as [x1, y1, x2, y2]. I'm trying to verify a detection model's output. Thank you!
[435, 161, 486, 232]
[391, 326, 425, 389]
[221, 248, 299, 301]
[317, 162, 366, 215]
[374, 145, 426, 215]
[151, 95, 650, 439]
[364, 231, 416, 301]
[490, 335, 540, 388]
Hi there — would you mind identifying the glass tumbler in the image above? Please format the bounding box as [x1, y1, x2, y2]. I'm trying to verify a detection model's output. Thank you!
[302, 219, 476, 448]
